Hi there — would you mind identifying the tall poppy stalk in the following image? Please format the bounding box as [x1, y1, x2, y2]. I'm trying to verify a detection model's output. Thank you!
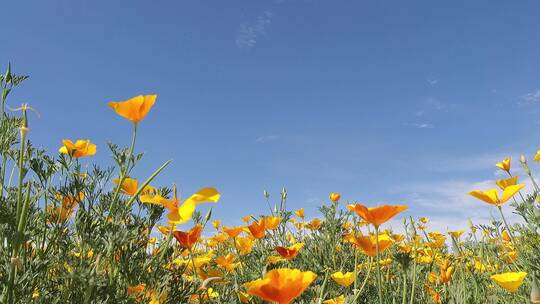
[375, 226, 383, 304]
[109, 123, 137, 213]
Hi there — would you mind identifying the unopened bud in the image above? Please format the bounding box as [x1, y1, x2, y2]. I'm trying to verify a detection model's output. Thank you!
[4, 63, 12, 84]
[521, 155, 532, 175]
[531, 276, 540, 303]
[263, 190, 269, 199]
[204, 208, 213, 223]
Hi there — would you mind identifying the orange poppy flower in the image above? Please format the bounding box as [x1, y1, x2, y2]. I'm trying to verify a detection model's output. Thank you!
[245, 268, 317, 304]
[247, 220, 266, 239]
[347, 204, 408, 228]
[172, 224, 203, 249]
[46, 205, 76, 224]
[127, 283, 146, 295]
[58, 139, 96, 158]
[223, 226, 245, 238]
[294, 208, 305, 219]
[306, 218, 322, 230]
[347, 233, 394, 256]
[215, 254, 239, 272]
[275, 243, 304, 260]
[113, 177, 156, 196]
[108, 94, 156, 124]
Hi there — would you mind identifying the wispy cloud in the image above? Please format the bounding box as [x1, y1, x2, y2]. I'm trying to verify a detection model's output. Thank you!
[387, 159, 535, 232]
[389, 176, 526, 232]
[236, 11, 273, 49]
[402, 122, 433, 129]
[519, 90, 540, 105]
[427, 78, 438, 85]
[414, 97, 451, 118]
[255, 134, 280, 143]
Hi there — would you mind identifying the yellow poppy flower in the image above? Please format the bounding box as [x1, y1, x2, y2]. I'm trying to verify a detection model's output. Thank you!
[534, 149, 540, 162]
[490, 272, 527, 293]
[108, 94, 156, 123]
[141, 187, 220, 224]
[329, 192, 341, 203]
[496, 176, 518, 190]
[468, 184, 525, 206]
[419, 216, 429, 224]
[238, 291, 252, 303]
[242, 215, 253, 223]
[323, 295, 346, 304]
[448, 230, 465, 239]
[263, 216, 281, 229]
[244, 268, 317, 304]
[496, 157, 511, 173]
[330, 271, 355, 287]
[59, 139, 96, 158]
[235, 237, 255, 255]
[267, 255, 287, 264]
[294, 208, 305, 219]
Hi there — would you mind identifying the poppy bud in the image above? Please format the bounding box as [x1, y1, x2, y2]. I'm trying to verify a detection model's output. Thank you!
[531, 276, 540, 303]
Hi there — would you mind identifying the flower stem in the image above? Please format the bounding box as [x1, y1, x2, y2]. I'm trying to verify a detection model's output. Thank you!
[375, 226, 383, 304]
[497, 206, 516, 247]
[109, 124, 137, 213]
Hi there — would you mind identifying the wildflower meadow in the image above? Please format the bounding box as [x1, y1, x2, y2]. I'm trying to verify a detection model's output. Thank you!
[0, 64, 539, 304]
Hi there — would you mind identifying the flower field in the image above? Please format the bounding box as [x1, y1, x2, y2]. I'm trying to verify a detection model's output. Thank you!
[1, 66, 540, 304]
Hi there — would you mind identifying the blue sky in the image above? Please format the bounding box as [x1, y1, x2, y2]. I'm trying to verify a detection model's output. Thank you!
[2, 0, 540, 230]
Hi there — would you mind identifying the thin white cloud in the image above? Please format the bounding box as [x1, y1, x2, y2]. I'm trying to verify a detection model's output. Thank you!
[255, 134, 280, 143]
[389, 163, 536, 232]
[402, 122, 433, 129]
[519, 90, 540, 105]
[236, 11, 273, 49]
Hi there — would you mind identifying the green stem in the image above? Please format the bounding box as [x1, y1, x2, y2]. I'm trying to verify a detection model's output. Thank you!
[316, 269, 330, 304]
[353, 248, 359, 297]
[375, 226, 383, 304]
[409, 253, 417, 304]
[125, 159, 171, 207]
[401, 270, 407, 304]
[352, 258, 373, 303]
[109, 124, 137, 213]
[3, 109, 28, 304]
[497, 206, 516, 247]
